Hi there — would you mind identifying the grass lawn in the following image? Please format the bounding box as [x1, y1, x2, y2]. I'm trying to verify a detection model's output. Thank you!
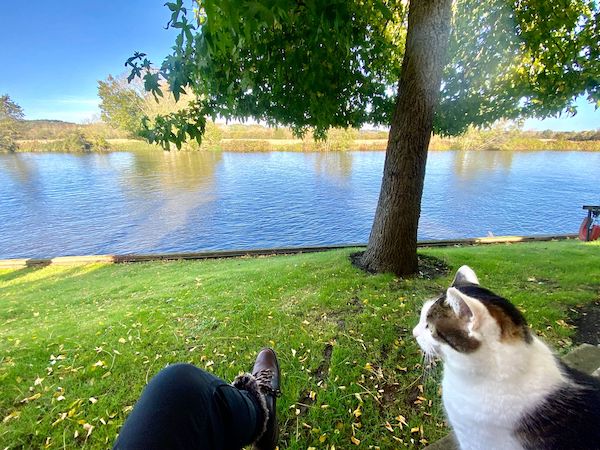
[1, 240, 599, 449]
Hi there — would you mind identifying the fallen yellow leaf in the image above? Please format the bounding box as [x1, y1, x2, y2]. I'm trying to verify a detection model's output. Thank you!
[82, 422, 94, 438]
[20, 392, 42, 403]
[396, 415, 408, 428]
[3, 411, 21, 423]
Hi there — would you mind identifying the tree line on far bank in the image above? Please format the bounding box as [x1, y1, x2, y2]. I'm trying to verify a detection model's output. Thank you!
[3, 83, 600, 153]
[6, 119, 600, 154]
[3, 61, 600, 154]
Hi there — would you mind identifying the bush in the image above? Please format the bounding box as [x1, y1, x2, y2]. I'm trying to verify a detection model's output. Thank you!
[306, 128, 359, 151]
[183, 121, 223, 151]
[57, 130, 110, 152]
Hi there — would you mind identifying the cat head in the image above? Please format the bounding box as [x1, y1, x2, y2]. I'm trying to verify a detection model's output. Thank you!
[413, 265, 532, 360]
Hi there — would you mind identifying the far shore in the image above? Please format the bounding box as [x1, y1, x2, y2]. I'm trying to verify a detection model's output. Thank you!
[9, 136, 600, 153]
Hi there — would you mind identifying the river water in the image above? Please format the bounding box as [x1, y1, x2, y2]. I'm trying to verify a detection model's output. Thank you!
[0, 150, 598, 259]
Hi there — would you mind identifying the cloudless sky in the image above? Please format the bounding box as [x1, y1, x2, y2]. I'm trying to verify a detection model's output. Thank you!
[1, 1, 177, 123]
[1, 1, 598, 130]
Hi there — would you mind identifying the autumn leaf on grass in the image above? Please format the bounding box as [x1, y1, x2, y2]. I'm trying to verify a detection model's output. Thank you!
[555, 319, 575, 329]
[395, 415, 408, 428]
[20, 392, 41, 403]
[351, 436, 361, 445]
[79, 421, 94, 439]
[52, 413, 67, 427]
[3, 411, 21, 423]
[84, 424, 94, 438]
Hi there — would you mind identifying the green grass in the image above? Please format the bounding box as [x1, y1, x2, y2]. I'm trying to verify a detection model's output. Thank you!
[1, 241, 599, 449]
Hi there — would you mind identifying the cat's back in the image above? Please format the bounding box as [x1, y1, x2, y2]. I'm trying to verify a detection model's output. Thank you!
[516, 363, 600, 450]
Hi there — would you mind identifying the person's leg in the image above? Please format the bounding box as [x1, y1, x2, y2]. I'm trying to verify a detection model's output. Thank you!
[113, 363, 264, 450]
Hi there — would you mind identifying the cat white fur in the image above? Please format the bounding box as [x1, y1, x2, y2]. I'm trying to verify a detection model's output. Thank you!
[413, 267, 567, 450]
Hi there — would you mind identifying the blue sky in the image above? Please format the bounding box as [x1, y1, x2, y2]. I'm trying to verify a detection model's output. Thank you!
[1, 1, 177, 123]
[1, 1, 598, 131]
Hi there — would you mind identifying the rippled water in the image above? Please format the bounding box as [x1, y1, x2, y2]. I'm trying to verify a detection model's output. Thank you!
[0, 150, 598, 259]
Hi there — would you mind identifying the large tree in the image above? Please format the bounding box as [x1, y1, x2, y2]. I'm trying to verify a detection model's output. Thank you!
[0, 95, 24, 152]
[98, 75, 147, 135]
[128, 0, 599, 275]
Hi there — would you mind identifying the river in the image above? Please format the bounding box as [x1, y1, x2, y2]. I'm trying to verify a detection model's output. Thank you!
[0, 150, 598, 259]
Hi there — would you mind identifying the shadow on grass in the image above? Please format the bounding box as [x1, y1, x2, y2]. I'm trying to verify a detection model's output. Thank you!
[0, 264, 113, 297]
[0, 261, 50, 283]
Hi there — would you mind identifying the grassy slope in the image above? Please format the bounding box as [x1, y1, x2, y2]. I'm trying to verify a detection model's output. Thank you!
[1, 241, 598, 449]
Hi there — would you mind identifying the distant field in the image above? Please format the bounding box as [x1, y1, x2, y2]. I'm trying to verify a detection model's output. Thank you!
[14, 136, 600, 152]
[9, 119, 600, 152]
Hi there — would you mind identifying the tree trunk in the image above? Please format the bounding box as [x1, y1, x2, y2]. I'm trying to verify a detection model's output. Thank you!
[357, 0, 453, 276]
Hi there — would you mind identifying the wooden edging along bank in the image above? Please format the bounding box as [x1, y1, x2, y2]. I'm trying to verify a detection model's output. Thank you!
[0, 234, 578, 269]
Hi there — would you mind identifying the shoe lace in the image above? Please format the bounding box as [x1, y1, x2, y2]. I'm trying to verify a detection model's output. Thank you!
[255, 369, 282, 397]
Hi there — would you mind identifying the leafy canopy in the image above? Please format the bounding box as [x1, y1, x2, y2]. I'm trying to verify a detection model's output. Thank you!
[128, 0, 599, 148]
[98, 75, 146, 135]
[0, 95, 25, 152]
[0, 95, 24, 122]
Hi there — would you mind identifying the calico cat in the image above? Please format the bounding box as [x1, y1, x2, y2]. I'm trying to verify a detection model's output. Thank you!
[413, 266, 600, 450]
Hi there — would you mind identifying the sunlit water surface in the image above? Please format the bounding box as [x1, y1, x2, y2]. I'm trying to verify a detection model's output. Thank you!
[1, 150, 598, 259]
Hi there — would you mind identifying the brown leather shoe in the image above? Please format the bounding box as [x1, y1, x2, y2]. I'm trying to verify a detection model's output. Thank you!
[252, 348, 280, 450]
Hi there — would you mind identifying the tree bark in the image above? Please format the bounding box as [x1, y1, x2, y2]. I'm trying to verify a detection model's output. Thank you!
[357, 0, 453, 276]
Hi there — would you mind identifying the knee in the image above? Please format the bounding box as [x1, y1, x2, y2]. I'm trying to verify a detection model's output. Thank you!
[151, 363, 203, 386]
[148, 363, 213, 401]
[158, 363, 201, 382]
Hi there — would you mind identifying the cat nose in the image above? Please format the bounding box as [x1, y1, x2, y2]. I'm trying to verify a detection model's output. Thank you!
[412, 326, 420, 338]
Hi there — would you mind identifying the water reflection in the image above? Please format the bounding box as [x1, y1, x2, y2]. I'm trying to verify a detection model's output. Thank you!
[120, 151, 223, 251]
[313, 152, 354, 181]
[0, 153, 41, 195]
[128, 150, 222, 191]
[452, 150, 514, 180]
[1, 150, 599, 259]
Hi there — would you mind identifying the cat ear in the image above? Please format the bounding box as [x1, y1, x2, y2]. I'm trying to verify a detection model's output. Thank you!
[446, 287, 486, 330]
[451, 265, 480, 286]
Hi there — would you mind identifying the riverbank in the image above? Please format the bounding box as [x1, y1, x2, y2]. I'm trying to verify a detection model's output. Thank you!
[13, 135, 600, 152]
[1, 240, 598, 448]
[9, 120, 600, 152]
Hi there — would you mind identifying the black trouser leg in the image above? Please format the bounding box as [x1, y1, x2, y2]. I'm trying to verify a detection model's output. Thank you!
[114, 363, 263, 450]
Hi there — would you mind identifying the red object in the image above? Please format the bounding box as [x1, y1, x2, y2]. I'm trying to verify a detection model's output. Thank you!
[579, 217, 600, 241]
[592, 225, 600, 241]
